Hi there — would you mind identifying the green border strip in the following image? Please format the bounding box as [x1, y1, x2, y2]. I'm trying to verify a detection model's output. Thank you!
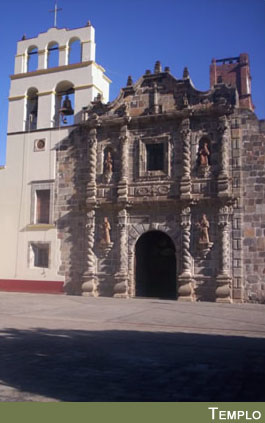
[1, 402, 265, 423]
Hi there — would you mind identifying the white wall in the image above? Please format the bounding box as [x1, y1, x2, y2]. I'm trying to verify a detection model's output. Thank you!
[0, 24, 110, 282]
[9, 63, 110, 132]
[0, 128, 71, 280]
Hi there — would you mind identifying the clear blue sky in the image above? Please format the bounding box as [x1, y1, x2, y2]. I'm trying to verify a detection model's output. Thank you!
[0, 0, 264, 164]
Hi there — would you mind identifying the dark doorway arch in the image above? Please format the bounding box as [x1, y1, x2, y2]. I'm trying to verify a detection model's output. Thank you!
[135, 231, 176, 299]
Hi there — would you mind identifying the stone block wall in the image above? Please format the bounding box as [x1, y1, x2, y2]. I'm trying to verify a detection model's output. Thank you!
[55, 129, 89, 295]
[241, 111, 265, 301]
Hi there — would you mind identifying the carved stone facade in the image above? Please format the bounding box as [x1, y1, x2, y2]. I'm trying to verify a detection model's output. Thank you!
[56, 61, 265, 303]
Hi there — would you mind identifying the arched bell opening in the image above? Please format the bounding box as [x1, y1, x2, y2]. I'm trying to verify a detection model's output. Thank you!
[135, 230, 177, 299]
[27, 46, 38, 72]
[68, 37, 82, 65]
[25, 87, 38, 131]
[54, 81, 75, 127]
[47, 41, 59, 68]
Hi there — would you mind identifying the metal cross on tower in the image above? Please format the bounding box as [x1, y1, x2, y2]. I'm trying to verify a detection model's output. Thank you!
[49, 2, 62, 28]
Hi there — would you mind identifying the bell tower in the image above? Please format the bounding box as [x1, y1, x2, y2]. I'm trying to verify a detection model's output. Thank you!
[8, 22, 110, 132]
[0, 22, 110, 290]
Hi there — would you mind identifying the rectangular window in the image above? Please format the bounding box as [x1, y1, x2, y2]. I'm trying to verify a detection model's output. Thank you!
[30, 243, 49, 268]
[30, 181, 54, 226]
[36, 190, 50, 224]
[138, 136, 170, 179]
[146, 143, 164, 171]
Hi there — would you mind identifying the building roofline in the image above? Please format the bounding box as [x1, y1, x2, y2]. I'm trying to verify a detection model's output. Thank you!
[17, 23, 93, 44]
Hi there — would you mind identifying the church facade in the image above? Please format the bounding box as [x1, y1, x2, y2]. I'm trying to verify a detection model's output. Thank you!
[0, 24, 264, 302]
[56, 58, 265, 303]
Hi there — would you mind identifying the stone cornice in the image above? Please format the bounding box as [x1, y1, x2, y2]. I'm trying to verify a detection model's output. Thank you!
[82, 105, 235, 130]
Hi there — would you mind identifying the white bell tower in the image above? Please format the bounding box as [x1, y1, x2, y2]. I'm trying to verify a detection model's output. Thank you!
[8, 22, 110, 132]
[0, 22, 110, 291]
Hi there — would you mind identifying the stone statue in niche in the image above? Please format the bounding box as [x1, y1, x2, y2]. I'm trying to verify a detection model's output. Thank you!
[98, 217, 113, 256]
[196, 214, 213, 258]
[198, 140, 211, 178]
[199, 142, 210, 166]
[102, 217, 111, 244]
[197, 214, 210, 244]
[104, 151, 113, 172]
[103, 151, 113, 183]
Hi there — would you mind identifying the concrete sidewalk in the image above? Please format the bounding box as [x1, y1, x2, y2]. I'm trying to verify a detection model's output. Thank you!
[0, 291, 264, 336]
[0, 292, 264, 401]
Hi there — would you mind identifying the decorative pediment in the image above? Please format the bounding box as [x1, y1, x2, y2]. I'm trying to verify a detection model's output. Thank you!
[84, 61, 237, 121]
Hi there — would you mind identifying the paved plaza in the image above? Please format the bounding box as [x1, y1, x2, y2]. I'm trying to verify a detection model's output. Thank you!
[0, 292, 264, 401]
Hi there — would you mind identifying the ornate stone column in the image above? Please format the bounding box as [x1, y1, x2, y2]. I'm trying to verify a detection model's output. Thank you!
[178, 207, 193, 301]
[117, 125, 129, 200]
[217, 115, 230, 196]
[81, 209, 98, 296]
[127, 249, 134, 297]
[216, 205, 232, 303]
[86, 127, 97, 201]
[180, 118, 191, 199]
[113, 209, 129, 297]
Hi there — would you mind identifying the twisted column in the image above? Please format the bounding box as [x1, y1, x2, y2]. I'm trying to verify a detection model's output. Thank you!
[216, 206, 232, 302]
[178, 207, 193, 301]
[217, 115, 230, 195]
[117, 125, 129, 200]
[180, 118, 191, 198]
[114, 209, 129, 297]
[87, 127, 97, 200]
[82, 210, 98, 296]
[182, 226, 192, 275]
[220, 226, 230, 276]
[119, 224, 128, 273]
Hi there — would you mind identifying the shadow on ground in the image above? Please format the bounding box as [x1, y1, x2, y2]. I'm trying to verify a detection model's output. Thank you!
[0, 328, 264, 401]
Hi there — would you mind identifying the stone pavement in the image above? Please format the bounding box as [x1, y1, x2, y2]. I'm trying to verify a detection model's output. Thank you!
[0, 292, 264, 401]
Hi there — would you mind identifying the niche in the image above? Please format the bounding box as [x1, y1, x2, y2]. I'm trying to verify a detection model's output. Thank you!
[196, 137, 211, 177]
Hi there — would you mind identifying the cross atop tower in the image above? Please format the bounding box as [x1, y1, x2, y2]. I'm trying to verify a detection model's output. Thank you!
[49, 1, 62, 28]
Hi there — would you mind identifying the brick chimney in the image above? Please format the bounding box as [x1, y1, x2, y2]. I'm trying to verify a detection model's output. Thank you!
[210, 53, 254, 111]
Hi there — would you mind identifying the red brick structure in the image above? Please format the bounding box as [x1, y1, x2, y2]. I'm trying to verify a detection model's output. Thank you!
[210, 54, 254, 112]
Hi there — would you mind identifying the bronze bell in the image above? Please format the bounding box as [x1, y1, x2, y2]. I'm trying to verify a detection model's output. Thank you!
[59, 95, 74, 116]
[30, 98, 38, 116]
